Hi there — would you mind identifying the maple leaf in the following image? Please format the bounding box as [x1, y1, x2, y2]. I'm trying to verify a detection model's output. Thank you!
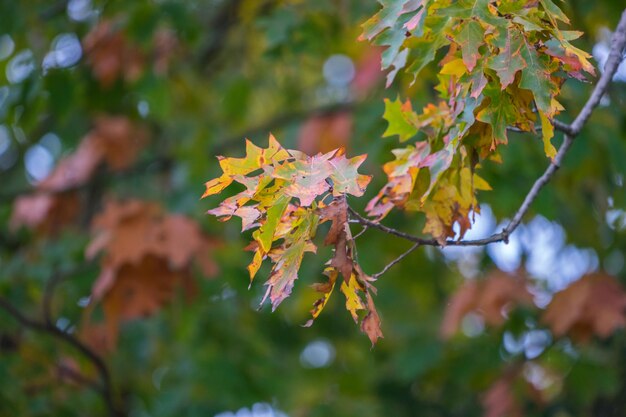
[10, 192, 81, 235]
[297, 112, 353, 155]
[82, 20, 145, 87]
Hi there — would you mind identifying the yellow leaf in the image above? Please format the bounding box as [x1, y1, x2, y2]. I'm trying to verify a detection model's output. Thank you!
[440, 58, 467, 77]
[539, 111, 557, 160]
[341, 273, 366, 323]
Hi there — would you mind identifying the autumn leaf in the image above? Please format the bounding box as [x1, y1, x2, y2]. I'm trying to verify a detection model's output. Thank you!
[305, 268, 339, 327]
[362, 0, 596, 239]
[84, 199, 219, 348]
[457, 19, 484, 72]
[262, 208, 318, 310]
[382, 97, 418, 142]
[203, 134, 371, 314]
[441, 270, 532, 338]
[488, 25, 527, 90]
[322, 197, 355, 281]
[542, 272, 626, 342]
[341, 272, 367, 323]
[361, 292, 383, 346]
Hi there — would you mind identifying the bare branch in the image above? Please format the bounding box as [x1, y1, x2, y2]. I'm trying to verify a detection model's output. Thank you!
[372, 243, 421, 279]
[0, 295, 125, 416]
[350, 9, 626, 252]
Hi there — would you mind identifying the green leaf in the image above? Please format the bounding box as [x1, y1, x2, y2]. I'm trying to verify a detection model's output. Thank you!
[382, 97, 419, 141]
[519, 36, 556, 116]
[262, 208, 318, 310]
[476, 85, 517, 149]
[488, 25, 527, 89]
[457, 20, 484, 72]
[255, 193, 290, 253]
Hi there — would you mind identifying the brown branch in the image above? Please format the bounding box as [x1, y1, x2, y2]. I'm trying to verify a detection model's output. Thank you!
[371, 243, 421, 279]
[0, 295, 124, 416]
[349, 9, 626, 260]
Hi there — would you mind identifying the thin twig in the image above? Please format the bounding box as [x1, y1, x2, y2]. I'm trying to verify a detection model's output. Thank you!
[56, 363, 100, 391]
[352, 225, 369, 240]
[371, 243, 420, 279]
[349, 9, 626, 253]
[0, 296, 124, 416]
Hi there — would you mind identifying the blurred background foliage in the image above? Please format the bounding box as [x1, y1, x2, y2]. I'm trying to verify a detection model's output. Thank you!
[1, 0, 626, 416]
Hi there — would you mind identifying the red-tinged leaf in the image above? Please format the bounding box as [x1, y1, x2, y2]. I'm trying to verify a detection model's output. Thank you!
[329, 150, 372, 197]
[94, 256, 192, 347]
[319, 197, 348, 246]
[359, 0, 420, 41]
[457, 20, 484, 72]
[297, 112, 353, 155]
[488, 25, 527, 90]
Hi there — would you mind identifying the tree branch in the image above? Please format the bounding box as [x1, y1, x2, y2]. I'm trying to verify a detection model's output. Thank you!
[371, 243, 421, 279]
[350, 9, 626, 255]
[0, 295, 124, 416]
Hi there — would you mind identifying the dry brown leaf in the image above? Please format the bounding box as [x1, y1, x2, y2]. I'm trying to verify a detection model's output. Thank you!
[542, 272, 626, 342]
[98, 256, 190, 341]
[441, 270, 532, 338]
[361, 292, 383, 346]
[88, 200, 218, 275]
[83, 199, 219, 349]
[10, 192, 80, 234]
[38, 139, 103, 192]
[82, 20, 145, 87]
[319, 197, 353, 280]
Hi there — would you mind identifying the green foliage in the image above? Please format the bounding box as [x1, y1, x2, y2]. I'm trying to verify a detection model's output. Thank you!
[1, 1, 626, 417]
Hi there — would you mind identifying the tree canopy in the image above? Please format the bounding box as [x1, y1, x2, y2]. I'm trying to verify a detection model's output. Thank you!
[1, 1, 626, 416]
